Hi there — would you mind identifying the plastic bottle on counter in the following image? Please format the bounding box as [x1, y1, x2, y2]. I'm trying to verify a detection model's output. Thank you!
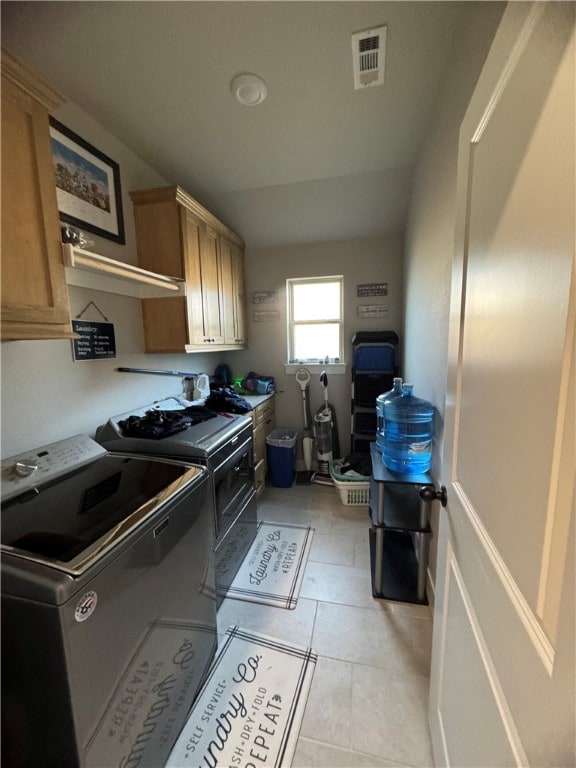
[375, 377, 403, 454]
[382, 383, 434, 474]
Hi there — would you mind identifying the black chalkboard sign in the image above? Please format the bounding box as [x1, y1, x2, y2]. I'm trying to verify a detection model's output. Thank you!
[72, 320, 116, 361]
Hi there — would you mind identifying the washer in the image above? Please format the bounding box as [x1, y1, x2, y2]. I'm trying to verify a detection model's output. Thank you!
[1, 434, 217, 767]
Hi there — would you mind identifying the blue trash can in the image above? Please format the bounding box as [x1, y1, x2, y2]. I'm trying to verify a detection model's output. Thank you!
[267, 429, 298, 487]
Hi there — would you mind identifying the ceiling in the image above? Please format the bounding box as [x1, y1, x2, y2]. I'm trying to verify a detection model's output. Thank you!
[2, 1, 471, 248]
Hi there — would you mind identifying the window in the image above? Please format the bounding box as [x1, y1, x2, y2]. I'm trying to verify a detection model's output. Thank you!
[287, 276, 344, 364]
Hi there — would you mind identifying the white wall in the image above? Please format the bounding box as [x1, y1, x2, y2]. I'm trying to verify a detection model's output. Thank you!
[402, 3, 505, 590]
[225, 237, 404, 460]
[0, 101, 221, 458]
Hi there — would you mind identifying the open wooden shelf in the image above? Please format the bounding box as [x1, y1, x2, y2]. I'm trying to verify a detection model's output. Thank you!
[63, 243, 186, 298]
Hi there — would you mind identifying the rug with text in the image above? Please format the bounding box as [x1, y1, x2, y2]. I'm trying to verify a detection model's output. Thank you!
[166, 625, 317, 768]
[220, 521, 314, 610]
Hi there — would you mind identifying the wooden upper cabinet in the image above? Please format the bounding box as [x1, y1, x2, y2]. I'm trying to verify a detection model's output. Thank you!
[131, 186, 247, 353]
[1, 49, 75, 340]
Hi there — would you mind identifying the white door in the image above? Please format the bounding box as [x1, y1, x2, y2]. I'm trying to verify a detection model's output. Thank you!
[430, 3, 575, 767]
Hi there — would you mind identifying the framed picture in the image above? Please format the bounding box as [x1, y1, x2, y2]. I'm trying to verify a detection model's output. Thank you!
[49, 117, 125, 244]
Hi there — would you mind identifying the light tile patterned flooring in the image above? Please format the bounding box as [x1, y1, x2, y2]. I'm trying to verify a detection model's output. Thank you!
[217, 482, 435, 768]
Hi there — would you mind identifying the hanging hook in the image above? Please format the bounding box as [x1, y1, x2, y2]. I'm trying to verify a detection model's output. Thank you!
[76, 301, 109, 322]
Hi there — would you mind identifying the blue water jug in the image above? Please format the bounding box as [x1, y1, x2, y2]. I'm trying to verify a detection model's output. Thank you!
[376, 378, 403, 454]
[382, 384, 434, 474]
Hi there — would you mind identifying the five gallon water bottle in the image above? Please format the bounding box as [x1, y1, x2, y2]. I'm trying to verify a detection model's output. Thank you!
[381, 383, 434, 474]
[376, 377, 403, 455]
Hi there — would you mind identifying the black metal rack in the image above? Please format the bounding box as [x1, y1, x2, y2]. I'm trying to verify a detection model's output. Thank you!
[369, 443, 434, 604]
[350, 331, 399, 453]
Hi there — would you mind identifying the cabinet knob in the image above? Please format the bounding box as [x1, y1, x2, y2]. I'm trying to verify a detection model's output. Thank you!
[419, 485, 447, 507]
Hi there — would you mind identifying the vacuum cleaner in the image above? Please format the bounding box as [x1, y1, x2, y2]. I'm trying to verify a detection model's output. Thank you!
[311, 371, 335, 486]
[296, 367, 315, 482]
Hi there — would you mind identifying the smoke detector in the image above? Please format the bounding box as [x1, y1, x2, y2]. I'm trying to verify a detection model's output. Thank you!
[230, 73, 268, 107]
[351, 25, 387, 90]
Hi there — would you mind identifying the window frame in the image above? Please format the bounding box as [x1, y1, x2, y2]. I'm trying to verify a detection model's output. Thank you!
[286, 275, 345, 368]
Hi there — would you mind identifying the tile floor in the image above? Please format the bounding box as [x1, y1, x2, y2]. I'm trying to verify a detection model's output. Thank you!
[217, 482, 435, 768]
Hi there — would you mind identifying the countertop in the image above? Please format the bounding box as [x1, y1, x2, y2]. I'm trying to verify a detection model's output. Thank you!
[240, 392, 275, 409]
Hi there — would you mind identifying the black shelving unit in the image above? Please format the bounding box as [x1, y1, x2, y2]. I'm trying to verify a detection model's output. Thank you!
[351, 331, 399, 453]
[369, 442, 433, 604]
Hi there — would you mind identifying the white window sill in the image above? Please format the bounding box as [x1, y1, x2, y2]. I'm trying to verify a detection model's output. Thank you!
[285, 363, 348, 375]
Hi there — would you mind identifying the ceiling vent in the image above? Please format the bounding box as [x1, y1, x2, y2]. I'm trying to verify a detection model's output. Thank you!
[351, 25, 387, 90]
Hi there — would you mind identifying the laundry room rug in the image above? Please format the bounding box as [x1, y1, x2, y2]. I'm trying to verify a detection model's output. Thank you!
[221, 522, 314, 609]
[166, 625, 317, 768]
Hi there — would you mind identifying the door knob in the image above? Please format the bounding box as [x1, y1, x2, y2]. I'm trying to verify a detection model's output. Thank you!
[419, 485, 447, 507]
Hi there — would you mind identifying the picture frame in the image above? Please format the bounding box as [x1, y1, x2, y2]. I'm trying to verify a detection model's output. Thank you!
[49, 117, 125, 244]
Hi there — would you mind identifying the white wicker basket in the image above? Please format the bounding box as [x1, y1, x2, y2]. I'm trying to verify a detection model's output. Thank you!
[329, 460, 370, 506]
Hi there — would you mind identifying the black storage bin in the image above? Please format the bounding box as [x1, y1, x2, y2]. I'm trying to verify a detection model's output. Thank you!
[353, 437, 373, 454]
[353, 372, 395, 407]
[350, 331, 400, 452]
[351, 331, 400, 347]
[353, 410, 377, 434]
[352, 344, 397, 372]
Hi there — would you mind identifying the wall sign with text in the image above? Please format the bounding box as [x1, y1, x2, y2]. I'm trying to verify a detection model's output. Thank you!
[253, 310, 279, 322]
[252, 290, 278, 304]
[357, 282, 388, 297]
[72, 320, 116, 360]
[358, 304, 389, 319]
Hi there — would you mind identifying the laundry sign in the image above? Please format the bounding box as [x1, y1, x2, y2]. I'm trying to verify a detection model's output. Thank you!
[357, 282, 388, 297]
[253, 310, 279, 322]
[72, 320, 116, 360]
[358, 304, 389, 319]
[252, 290, 278, 304]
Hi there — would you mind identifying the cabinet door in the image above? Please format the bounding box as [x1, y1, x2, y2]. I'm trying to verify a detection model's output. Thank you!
[181, 208, 205, 346]
[252, 398, 276, 496]
[230, 242, 246, 345]
[182, 211, 224, 347]
[1, 75, 73, 340]
[201, 225, 225, 344]
[141, 296, 189, 353]
[220, 236, 235, 344]
[220, 236, 246, 346]
[253, 420, 266, 468]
